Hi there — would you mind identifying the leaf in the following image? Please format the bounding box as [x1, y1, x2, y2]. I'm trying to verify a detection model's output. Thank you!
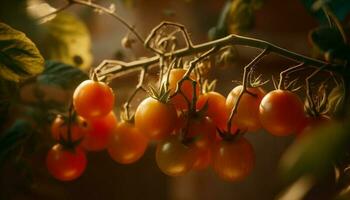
[309, 26, 344, 52]
[279, 122, 350, 184]
[327, 85, 345, 116]
[0, 23, 44, 82]
[300, 0, 350, 22]
[0, 120, 33, 163]
[227, 0, 254, 34]
[208, 0, 264, 40]
[41, 13, 93, 70]
[0, 78, 18, 127]
[37, 61, 88, 89]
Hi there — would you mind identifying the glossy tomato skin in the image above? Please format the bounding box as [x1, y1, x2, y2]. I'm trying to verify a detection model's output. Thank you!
[108, 121, 148, 164]
[168, 69, 200, 110]
[197, 91, 228, 130]
[46, 144, 87, 181]
[73, 80, 115, 119]
[81, 111, 118, 151]
[156, 136, 195, 176]
[51, 115, 85, 141]
[226, 85, 265, 132]
[186, 116, 217, 149]
[179, 115, 216, 170]
[212, 137, 255, 182]
[192, 147, 212, 170]
[135, 97, 177, 140]
[259, 89, 305, 136]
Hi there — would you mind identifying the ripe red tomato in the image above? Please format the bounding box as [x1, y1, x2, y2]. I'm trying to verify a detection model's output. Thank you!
[156, 136, 195, 176]
[196, 91, 228, 130]
[186, 115, 217, 149]
[212, 137, 255, 182]
[46, 144, 87, 181]
[192, 148, 212, 170]
[226, 85, 265, 132]
[108, 121, 148, 164]
[73, 80, 115, 119]
[259, 89, 305, 136]
[167, 68, 200, 110]
[51, 115, 85, 141]
[81, 111, 118, 151]
[177, 114, 216, 170]
[135, 97, 177, 140]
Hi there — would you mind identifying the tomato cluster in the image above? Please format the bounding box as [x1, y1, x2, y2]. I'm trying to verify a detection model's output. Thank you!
[46, 69, 331, 182]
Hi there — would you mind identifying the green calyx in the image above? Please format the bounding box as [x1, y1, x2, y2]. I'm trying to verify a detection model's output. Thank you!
[148, 83, 171, 104]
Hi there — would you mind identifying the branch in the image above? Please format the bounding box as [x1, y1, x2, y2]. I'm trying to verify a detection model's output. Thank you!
[96, 33, 343, 80]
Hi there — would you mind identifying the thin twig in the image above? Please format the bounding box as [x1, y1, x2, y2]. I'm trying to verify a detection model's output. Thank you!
[278, 63, 305, 90]
[226, 49, 269, 133]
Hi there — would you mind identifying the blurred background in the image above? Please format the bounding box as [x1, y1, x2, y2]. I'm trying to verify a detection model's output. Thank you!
[0, 0, 349, 199]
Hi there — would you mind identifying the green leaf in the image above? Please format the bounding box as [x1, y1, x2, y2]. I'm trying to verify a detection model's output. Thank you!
[41, 13, 93, 70]
[327, 85, 345, 116]
[227, 0, 254, 34]
[37, 61, 88, 89]
[0, 23, 44, 82]
[279, 122, 350, 184]
[0, 78, 18, 127]
[300, 0, 350, 23]
[208, 0, 264, 40]
[0, 120, 33, 163]
[309, 26, 344, 52]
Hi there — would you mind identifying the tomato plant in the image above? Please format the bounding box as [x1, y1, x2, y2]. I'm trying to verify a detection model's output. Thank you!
[196, 91, 228, 130]
[167, 68, 200, 110]
[46, 144, 87, 181]
[259, 89, 306, 136]
[134, 97, 178, 140]
[212, 137, 255, 182]
[51, 115, 85, 141]
[1, 1, 350, 199]
[108, 121, 148, 164]
[81, 111, 118, 151]
[73, 80, 115, 119]
[226, 85, 265, 132]
[156, 136, 195, 176]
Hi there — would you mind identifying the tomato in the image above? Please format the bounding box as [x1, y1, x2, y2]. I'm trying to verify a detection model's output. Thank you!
[177, 114, 216, 170]
[81, 111, 118, 151]
[186, 116, 216, 149]
[296, 115, 331, 138]
[212, 137, 255, 182]
[73, 80, 115, 119]
[259, 89, 305, 136]
[226, 85, 265, 132]
[46, 144, 87, 181]
[108, 121, 148, 164]
[197, 91, 228, 130]
[135, 97, 177, 140]
[51, 115, 85, 141]
[156, 136, 195, 176]
[192, 148, 212, 170]
[167, 68, 200, 110]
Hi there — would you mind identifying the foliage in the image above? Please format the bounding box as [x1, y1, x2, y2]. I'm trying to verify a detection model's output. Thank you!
[0, 120, 34, 163]
[0, 23, 44, 82]
[280, 123, 350, 184]
[41, 13, 93, 70]
[301, 0, 350, 23]
[209, 0, 264, 40]
[37, 61, 88, 90]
